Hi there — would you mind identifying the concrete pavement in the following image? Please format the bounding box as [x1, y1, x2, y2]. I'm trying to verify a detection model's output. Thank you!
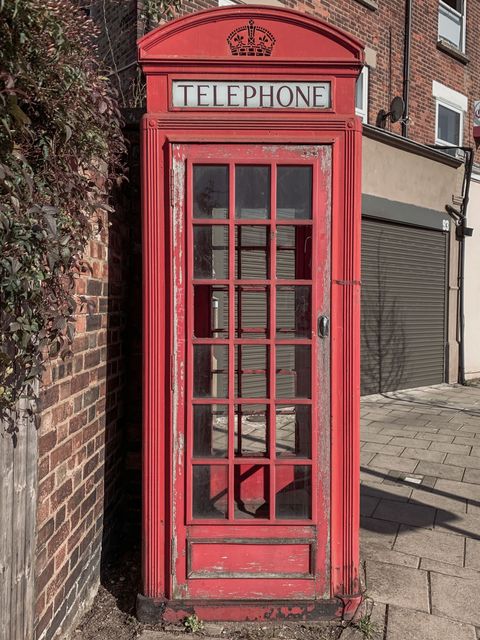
[360, 383, 480, 639]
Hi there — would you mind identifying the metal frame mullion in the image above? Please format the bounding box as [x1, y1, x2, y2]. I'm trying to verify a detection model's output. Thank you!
[269, 162, 277, 520]
[227, 161, 235, 521]
[185, 158, 195, 523]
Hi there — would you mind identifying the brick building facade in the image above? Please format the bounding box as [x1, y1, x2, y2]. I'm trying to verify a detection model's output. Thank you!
[28, 0, 480, 638]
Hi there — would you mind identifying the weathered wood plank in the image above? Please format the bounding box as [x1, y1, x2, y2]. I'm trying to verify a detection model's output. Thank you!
[0, 424, 15, 640]
[24, 410, 38, 640]
[0, 395, 38, 640]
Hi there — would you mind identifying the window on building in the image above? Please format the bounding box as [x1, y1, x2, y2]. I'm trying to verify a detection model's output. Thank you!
[433, 81, 467, 152]
[436, 103, 462, 146]
[355, 66, 369, 123]
[438, 0, 466, 52]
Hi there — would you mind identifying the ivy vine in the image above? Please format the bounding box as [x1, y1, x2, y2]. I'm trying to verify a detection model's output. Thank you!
[0, 0, 125, 422]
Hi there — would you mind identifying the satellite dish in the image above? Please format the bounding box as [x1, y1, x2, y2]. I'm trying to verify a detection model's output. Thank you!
[376, 96, 405, 128]
[390, 96, 405, 123]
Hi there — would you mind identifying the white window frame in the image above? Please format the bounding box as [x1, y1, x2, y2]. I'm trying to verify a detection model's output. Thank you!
[438, 0, 466, 53]
[435, 100, 464, 147]
[433, 81, 467, 149]
[355, 66, 369, 123]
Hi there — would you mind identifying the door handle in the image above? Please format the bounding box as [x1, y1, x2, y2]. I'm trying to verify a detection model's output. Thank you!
[318, 314, 329, 338]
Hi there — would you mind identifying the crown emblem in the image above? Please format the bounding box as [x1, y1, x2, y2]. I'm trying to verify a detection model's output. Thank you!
[227, 19, 276, 57]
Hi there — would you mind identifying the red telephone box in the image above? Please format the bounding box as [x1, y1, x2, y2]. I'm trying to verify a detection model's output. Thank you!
[138, 7, 363, 623]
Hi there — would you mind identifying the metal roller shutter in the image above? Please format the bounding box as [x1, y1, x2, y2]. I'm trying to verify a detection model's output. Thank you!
[361, 218, 448, 395]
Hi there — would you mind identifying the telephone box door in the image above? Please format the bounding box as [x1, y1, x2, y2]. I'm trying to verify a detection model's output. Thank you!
[171, 143, 331, 600]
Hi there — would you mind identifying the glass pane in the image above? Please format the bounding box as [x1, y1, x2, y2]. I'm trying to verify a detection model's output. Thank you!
[194, 345, 228, 398]
[193, 165, 229, 219]
[236, 225, 269, 279]
[438, 104, 460, 145]
[194, 286, 229, 338]
[275, 465, 312, 519]
[235, 166, 270, 219]
[276, 345, 311, 398]
[277, 166, 312, 220]
[235, 345, 268, 398]
[193, 465, 228, 519]
[234, 464, 269, 519]
[276, 405, 311, 458]
[438, 2, 462, 49]
[236, 286, 269, 338]
[276, 286, 311, 338]
[355, 73, 364, 110]
[193, 404, 228, 458]
[194, 225, 229, 279]
[235, 404, 268, 457]
[276, 226, 312, 279]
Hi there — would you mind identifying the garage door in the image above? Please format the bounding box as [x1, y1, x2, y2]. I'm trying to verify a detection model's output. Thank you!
[361, 218, 448, 395]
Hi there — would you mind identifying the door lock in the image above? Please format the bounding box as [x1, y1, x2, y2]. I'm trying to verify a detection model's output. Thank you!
[318, 314, 329, 338]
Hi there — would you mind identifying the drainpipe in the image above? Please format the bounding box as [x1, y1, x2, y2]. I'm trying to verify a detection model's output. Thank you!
[435, 146, 474, 386]
[456, 148, 473, 386]
[402, 0, 412, 137]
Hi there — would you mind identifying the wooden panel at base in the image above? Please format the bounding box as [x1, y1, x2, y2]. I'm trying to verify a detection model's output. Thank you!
[188, 540, 312, 578]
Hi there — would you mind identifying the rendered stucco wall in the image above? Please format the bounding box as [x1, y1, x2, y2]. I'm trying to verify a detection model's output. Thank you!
[464, 176, 480, 380]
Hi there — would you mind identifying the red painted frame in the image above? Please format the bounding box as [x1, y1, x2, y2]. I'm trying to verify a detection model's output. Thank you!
[172, 144, 329, 601]
[138, 6, 363, 622]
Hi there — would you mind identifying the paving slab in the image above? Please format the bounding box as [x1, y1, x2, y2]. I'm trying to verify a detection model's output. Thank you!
[360, 451, 376, 465]
[361, 433, 393, 444]
[386, 605, 476, 640]
[434, 509, 480, 538]
[402, 424, 438, 433]
[369, 454, 418, 473]
[388, 436, 428, 448]
[446, 453, 480, 469]
[360, 494, 380, 517]
[434, 478, 480, 502]
[420, 557, 480, 580]
[432, 427, 464, 436]
[416, 432, 453, 443]
[401, 447, 445, 463]
[430, 572, 480, 625]
[430, 441, 472, 454]
[360, 466, 387, 484]
[454, 436, 480, 446]
[415, 461, 465, 481]
[360, 517, 399, 549]
[361, 423, 386, 433]
[362, 442, 406, 455]
[361, 483, 412, 502]
[361, 545, 419, 568]
[373, 499, 435, 528]
[365, 560, 429, 611]
[393, 524, 464, 565]
[409, 487, 467, 512]
[465, 538, 480, 571]
[459, 424, 480, 434]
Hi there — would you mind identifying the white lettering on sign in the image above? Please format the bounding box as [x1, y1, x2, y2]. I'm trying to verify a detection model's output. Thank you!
[172, 81, 331, 109]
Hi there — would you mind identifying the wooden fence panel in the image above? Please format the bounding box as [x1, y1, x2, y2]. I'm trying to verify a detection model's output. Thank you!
[0, 397, 38, 640]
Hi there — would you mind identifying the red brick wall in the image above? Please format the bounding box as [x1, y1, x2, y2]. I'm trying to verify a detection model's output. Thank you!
[279, 0, 480, 155]
[34, 202, 128, 640]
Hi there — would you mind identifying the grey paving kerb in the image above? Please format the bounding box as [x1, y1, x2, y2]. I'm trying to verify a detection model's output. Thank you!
[360, 383, 480, 639]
